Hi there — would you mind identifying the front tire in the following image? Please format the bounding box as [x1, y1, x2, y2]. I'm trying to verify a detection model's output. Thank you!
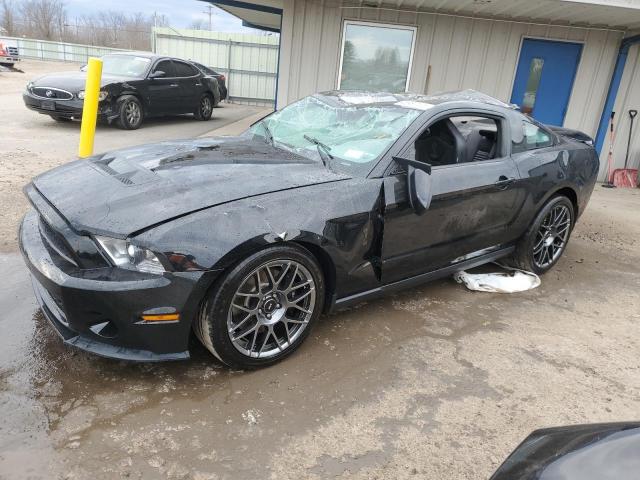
[194, 93, 213, 121]
[195, 245, 325, 369]
[116, 95, 143, 130]
[508, 195, 575, 274]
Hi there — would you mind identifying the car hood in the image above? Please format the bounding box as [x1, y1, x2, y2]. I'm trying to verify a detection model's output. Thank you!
[31, 71, 136, 91]
[491, 423, 640, 480]
[30, 136, 350, 238]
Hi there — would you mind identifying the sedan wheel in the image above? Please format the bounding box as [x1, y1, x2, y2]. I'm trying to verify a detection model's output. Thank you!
[195, 245, 324, 369]
[194, 94, 213, 121]
[125, 102, 141, 125]
[116, 95, 144, 130]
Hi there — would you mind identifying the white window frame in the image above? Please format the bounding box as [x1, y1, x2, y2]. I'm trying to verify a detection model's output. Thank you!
[337, 20, 418, 92]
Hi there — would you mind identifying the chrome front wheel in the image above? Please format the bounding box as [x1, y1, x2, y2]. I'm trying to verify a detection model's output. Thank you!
[195, 245, 325, 369]
[228, 260, 315, 359]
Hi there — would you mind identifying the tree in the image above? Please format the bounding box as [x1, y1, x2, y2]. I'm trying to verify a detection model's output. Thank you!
[189, 18, 206, 30]
[373, 46, 400, 68]
[20, 0, 67, 40]
[0, 0, 17, 36]
[343, 40, 356, 66]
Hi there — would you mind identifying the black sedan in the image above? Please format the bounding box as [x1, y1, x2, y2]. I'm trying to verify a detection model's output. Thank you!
[23, 52, 221, 129]
[19, 90, 599, 368]
[191, 61, 228, 101]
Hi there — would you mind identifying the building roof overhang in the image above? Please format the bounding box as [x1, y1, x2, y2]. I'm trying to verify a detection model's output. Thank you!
[203, 0, 640, 33]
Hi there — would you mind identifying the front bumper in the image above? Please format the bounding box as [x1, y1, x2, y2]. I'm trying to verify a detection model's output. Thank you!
[22, 92, 116, 121]
[19, 209, 208, 361]
[0, 56, 18, 65]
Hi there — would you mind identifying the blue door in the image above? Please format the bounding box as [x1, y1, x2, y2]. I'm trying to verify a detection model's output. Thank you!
[510, 39, 582, 126]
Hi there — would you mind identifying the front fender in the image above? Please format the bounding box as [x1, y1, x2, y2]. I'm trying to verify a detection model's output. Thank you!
[134, 178, 385, 307]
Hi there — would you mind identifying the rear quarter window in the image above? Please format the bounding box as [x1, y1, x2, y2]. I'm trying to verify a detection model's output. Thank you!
[512, 120, 553, 154]
[174, 61, 198, 77]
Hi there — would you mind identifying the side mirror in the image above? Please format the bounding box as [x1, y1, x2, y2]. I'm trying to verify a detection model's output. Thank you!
[148, 70, 165, 79]
[392, 156, 433, 215]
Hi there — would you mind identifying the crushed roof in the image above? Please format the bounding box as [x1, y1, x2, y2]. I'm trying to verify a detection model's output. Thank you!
[318, 89, 517, 111]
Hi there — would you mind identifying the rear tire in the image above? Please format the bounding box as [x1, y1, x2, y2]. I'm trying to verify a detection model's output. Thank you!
[194, 245, 325, 369]
[116, 95, 143, 130]
[194, 93, 213, 121]
[507, 195, 575, 275]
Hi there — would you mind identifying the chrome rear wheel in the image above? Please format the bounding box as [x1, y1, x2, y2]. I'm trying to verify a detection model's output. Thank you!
[532, 204, 571, 269]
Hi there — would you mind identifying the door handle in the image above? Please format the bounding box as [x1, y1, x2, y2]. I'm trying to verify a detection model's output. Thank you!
[494, 176, 515, 190]
[169, 83, 179, 88]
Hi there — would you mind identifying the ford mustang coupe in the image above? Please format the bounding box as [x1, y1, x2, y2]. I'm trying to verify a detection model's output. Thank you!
[19, 90, 599, 368]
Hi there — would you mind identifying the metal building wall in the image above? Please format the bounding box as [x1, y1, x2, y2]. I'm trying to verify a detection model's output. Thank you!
[277, 0, 622, 143]
[599, 43, 640, 176]
[153, 28, 279, 106]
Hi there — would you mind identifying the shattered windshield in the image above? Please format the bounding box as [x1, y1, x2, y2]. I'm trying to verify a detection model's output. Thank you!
[248, 95, 421, 176]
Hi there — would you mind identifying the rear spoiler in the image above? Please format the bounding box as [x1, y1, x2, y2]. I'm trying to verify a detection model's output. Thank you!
[548, 126, 594, 146]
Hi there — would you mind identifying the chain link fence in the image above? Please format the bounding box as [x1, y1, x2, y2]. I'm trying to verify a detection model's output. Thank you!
[0, 36, 127, 63]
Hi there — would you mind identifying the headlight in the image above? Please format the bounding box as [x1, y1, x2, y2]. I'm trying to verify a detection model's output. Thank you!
[26, 81, 33, 91]
[95, 236, 165, 275]
[78, 90, 108, 101]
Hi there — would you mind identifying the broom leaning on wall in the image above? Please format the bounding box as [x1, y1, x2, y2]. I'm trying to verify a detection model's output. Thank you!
[612, 109, 638, 188]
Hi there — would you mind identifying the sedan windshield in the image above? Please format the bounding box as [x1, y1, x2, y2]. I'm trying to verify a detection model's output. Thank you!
[99, 55, 151, 77]
[248, 96, 421, 176]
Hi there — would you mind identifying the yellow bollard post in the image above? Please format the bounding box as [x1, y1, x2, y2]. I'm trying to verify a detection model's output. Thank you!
[78, 57, 103, 158]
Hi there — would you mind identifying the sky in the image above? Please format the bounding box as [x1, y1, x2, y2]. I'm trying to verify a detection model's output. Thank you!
[62, 0, 257, 33]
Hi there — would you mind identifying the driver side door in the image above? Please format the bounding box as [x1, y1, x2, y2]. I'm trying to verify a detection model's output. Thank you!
[381, 109, 525, 284]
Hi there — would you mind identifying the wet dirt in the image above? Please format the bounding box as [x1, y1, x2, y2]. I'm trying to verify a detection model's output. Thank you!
[1, 187, 639, 479]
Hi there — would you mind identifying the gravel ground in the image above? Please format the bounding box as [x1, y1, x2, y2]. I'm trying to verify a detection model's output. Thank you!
[1, 60, 640, 480]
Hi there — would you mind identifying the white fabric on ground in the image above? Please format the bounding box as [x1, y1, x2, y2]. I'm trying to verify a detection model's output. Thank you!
[454, 266, 540, 293]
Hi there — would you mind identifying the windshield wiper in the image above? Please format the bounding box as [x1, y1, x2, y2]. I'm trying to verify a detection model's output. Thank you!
[303, 134, 334, 169]
[260, 121, 274, 146]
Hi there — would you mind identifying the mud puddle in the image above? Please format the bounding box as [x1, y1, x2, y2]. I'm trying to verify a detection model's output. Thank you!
[0, 252, 504, 479]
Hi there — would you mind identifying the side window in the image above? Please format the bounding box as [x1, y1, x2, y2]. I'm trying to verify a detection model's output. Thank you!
[153, 60, 175, 78]
[512, 121, 553, 153]
[401, 115, 501, 167]
[174, 61, 198, 77]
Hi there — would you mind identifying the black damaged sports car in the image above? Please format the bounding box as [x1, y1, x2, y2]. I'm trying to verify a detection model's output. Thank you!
[19, 90, 599, 368]
[23, 52, 221, 129]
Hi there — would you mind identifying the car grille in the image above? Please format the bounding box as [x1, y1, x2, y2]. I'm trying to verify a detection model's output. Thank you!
[38, 215, 79, 267]
[30, 87, 74, 100]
